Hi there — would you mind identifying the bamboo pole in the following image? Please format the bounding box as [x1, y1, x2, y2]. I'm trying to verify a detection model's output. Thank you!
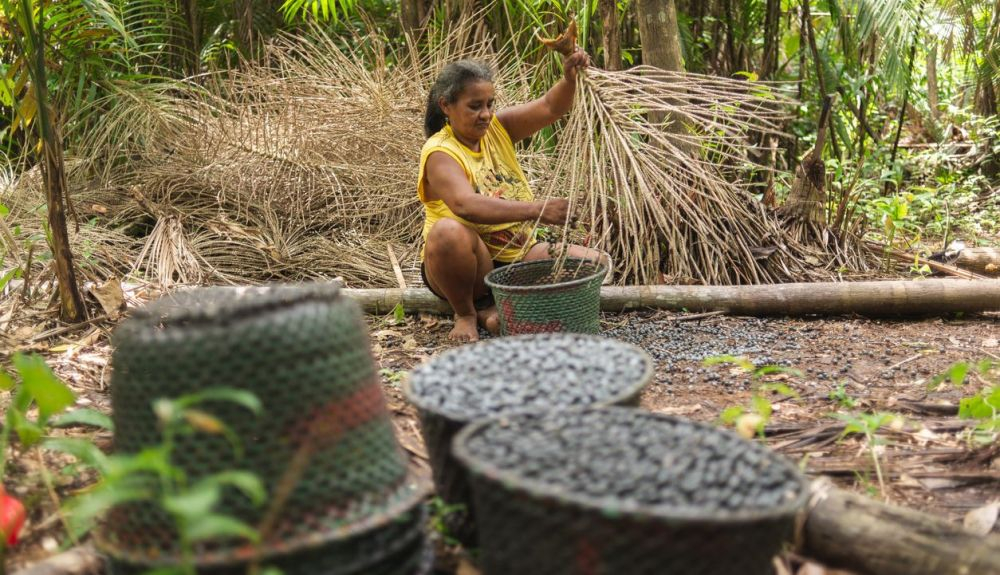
[344, 279, 1000, 317]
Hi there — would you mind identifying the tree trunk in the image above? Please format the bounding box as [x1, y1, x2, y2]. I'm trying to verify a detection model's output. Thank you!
[29, 3, 86, 323]
[400, 0, 422, 37]
[760, 0, 781, 79]
[182, 0, 201, 75]
[636, 0, 684, 72]
[636, 0, 685, 130]
[598, 0, 621, 70]
[926, 41, 939, 122]
[799, 478, 1000, 575]
[781, 94, 831, 224]
[344, 279, 1000, 317]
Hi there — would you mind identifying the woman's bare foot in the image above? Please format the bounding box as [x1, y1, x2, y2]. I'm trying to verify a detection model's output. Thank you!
[477, 306, 501, 335]
[449, 313, 480, 341]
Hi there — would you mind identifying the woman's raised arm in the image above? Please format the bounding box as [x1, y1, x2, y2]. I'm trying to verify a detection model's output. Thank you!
[496, 49, 589, 143]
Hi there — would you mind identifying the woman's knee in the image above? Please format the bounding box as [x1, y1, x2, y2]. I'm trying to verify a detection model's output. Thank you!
[425, 219, 478, 257]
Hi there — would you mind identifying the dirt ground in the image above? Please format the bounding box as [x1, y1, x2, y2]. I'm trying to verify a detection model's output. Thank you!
[3, 303, 999, 573]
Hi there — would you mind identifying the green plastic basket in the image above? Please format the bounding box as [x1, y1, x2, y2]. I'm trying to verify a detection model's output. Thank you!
[485, 258, 606, 336]
[103, 284, 429, 571]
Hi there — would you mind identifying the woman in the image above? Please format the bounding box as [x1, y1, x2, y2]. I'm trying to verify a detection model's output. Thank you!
[417, 49, 604, 341]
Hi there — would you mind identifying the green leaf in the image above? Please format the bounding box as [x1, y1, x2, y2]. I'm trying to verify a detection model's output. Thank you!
[392, 302, 405, 324]
[174, 388, 262, 415]
[958, 396, 988, 419]
[0, 368, 14, 391]
[51, 408, 114, 430]
[43, 438, 110, 472]
[0, 268, 17, 291]
[751, 395, 772, 420]
[720, 405, 744, 424]
[205, 471, 267, 506]
[67, 481, 152, 538]
[105, 447, 177, 480]
[759, 382, 800, 398]
[11, 409, 44, 446]
[162, 481, 221, 520]
[14, 353, 75, 421]
[703, 355, 755, 372]
[185, 514, 259, 543]
[931, 362, 970, 389]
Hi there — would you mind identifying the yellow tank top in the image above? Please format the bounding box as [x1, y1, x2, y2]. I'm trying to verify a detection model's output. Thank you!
[417, 116, 537, 263]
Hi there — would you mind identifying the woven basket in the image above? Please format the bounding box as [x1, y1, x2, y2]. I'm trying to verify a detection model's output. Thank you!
[103, 284, 429, 572]
[485, 258, 606, 336]
[453, 408, 809, 575]
[405, 334, 653, 547]
[108, 504, 431, 575]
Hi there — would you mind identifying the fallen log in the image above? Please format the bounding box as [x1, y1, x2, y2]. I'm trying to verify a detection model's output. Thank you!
[955, 247, 1000, 277]
[344, 278, 1000, 317]
[798, 478, 1000, 575]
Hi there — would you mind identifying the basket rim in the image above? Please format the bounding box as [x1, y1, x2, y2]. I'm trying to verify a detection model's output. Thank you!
[96, 471, 431, 567]
[484, 257, 607, 294]
[402, 334, 655, 423]
[451, 406, 810, 526]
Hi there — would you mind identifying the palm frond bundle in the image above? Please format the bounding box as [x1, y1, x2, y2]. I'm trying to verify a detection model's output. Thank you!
[539, 65, 817, 284]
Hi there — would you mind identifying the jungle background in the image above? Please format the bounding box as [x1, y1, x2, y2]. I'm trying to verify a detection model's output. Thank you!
[1, 0, 999, 573]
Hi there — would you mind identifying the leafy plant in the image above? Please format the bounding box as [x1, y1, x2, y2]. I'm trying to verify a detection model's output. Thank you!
[0, 353, 110, 569]
[705, 355, 801, 439]
[833, 411, 902, 499]
[427, 496, 465, 548]
[929, 360, 999, 441]
[52, 388, 266, 575]
[391, 302, 406, 325]
[828, 383, 857, 409]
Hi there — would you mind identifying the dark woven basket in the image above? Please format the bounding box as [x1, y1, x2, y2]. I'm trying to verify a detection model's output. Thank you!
[453, 408, 809, 575]
[103, 284, 429, 569]
[404, 334, 653, 547]
[485, 258, 606, 336]
[108, 504, 431, 575]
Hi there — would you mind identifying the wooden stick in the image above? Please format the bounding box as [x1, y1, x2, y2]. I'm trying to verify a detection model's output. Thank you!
[344, 279, 1000, 317]
[386, 244, 407, 290]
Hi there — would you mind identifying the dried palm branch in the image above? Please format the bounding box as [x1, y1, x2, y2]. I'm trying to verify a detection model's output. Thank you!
[532, 23, 873, 284]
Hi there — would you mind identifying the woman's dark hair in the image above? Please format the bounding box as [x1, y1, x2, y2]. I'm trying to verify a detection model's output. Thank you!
[424, 60, 494, 137]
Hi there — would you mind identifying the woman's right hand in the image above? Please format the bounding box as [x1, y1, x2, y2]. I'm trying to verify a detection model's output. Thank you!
[538, 198, 571, 225]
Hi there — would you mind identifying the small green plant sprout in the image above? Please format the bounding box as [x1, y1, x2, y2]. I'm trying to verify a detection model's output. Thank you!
[428, 496, 466, 548]
[391, 302, 406, 325]
[833, 411, 904, 500]
[704, 355, 802, 440]
[55, 388, 266, 575]
[828, 384, 857, 409]
[929, 360, 999, 443]
[379, 368, 408, 387]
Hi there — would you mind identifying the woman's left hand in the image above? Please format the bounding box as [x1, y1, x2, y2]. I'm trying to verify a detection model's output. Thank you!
[563, 47, 590, 83]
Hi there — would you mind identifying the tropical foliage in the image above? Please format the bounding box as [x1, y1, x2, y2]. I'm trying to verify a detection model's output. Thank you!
[0, 0, 997, 291]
